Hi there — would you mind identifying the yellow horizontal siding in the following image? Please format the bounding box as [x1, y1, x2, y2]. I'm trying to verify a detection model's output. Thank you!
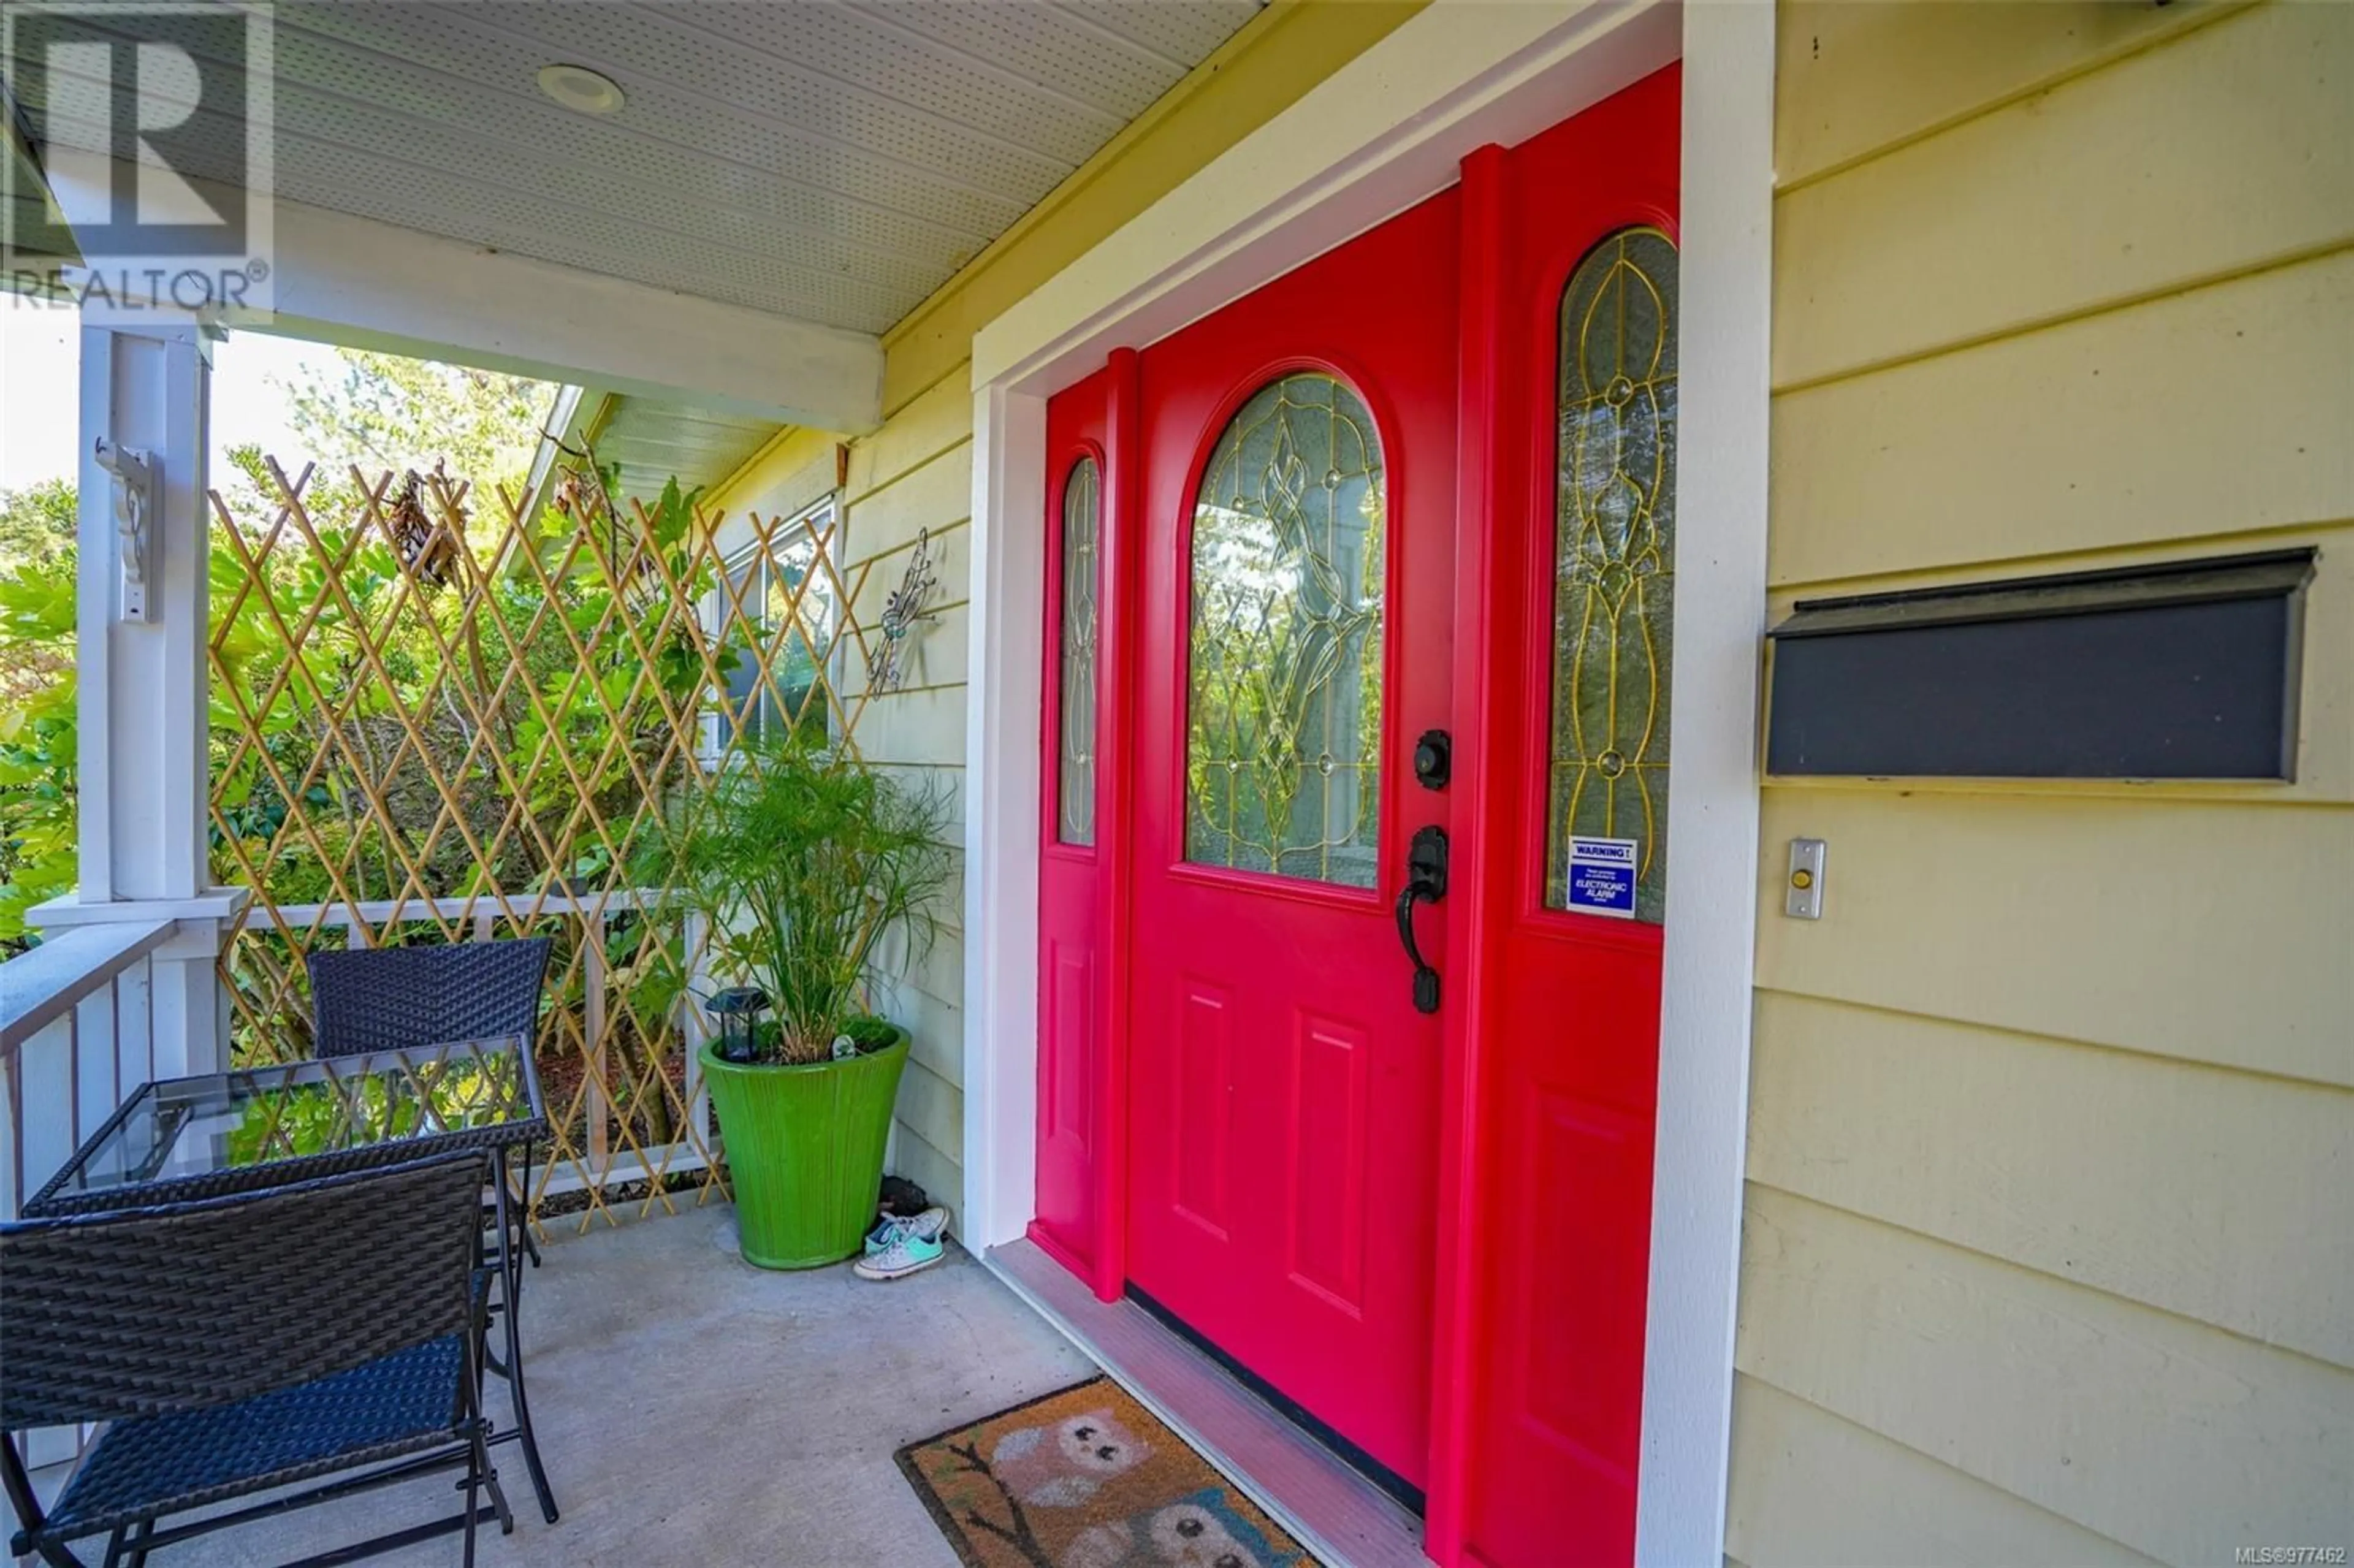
[894, 1058, 963, 1165]
[874, 761, 967, 832]
[1753, 789, 2354, 1087]
[1728, 1374, 2161, 1568]
[817, 322, 965, 1244]
[1746, 992, 2354, 1364]
[844, 601, 969, 694]
[836, 368, 976, 1219]
[1772, 1, 2354, 389]
[1736, 1188, 2354, 1565]
[703, 425, 836, 521]
[847, 448, 973, 569]
[891, 911, 966, 998]
[845, 365, 972, 501]
[890, 1119, 963, 1228]
[853, 686, 966, 771]
[1773, 0, 2243, 191]
[1769, 251, 2354, 587]
[1753, 3, 2354, 1555]
[891, 985, 965, 1091]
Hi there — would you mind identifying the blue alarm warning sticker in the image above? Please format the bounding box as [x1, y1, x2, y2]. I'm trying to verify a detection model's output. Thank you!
[1565, 835, 1639, 919]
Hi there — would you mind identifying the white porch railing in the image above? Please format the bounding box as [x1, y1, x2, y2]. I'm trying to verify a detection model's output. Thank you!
[0, 918, 179, 1223]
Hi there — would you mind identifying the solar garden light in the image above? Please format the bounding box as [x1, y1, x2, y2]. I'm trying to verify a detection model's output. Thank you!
[706, 987, 769, 1064]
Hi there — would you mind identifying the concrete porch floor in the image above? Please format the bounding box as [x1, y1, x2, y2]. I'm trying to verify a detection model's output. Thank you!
[156, 1204, 1097, 1567]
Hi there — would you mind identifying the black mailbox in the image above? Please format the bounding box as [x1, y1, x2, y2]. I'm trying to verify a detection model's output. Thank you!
[1764, 547, 2317, 780]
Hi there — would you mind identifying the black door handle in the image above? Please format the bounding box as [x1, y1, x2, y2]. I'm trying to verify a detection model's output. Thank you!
[1395, 825, 1448, 1014]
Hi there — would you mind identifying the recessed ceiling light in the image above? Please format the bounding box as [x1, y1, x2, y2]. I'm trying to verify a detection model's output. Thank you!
[537, 63, 625, 116]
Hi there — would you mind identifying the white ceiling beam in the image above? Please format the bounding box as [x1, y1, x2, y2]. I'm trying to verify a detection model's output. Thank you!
[40, 157, 883, 432]
[243, 193, 883, 432]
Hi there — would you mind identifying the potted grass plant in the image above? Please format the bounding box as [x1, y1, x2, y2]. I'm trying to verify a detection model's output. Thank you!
[653, 738, 953, 1268]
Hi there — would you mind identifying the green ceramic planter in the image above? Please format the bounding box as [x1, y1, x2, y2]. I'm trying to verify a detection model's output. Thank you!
[700, 1030, 908, 1269]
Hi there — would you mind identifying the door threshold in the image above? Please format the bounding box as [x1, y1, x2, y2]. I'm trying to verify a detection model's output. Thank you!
[985, 1238, 1431, 1568]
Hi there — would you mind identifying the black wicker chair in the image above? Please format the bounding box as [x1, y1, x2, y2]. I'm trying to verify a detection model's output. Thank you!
[303, 937, 560, 1528]
[307, 938, 551, 1062]
[304, 937, 552, 1259]
[1, 1150, 509, 1567]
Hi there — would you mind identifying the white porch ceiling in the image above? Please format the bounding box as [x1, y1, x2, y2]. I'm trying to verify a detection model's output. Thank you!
[18, 0, 1262, 334]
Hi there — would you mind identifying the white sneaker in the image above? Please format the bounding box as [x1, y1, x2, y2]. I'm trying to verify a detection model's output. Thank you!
[863, 1206, 949, 1256]
[853, 1225, 947, 1281]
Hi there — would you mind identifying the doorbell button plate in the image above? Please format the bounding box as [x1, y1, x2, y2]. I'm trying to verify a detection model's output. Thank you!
[1786, 838, 1826, 919]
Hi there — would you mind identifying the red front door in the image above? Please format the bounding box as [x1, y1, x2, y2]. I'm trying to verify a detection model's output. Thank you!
[1125, 189, 1462, 1492]
[1035, 65, 1684, 1568]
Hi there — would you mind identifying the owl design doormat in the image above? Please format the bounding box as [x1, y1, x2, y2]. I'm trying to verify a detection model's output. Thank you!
[896, 1377, 1314, 1568]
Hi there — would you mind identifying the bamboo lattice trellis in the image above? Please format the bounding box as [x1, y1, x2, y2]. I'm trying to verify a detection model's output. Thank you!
[205, 457, 889, 1231]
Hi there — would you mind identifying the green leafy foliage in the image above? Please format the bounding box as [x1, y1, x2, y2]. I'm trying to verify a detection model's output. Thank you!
[644, 739, 954, 1066]
[2, 335, 851, 1187]
[217, 349, 549, 530]
[0, 499, 78, 943]
[1, 344, 560, 955]
[0, 477, 75, 571]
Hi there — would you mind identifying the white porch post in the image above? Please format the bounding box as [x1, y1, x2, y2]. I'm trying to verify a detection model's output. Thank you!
[76, 323, 211, 905]
[34, 319, 241, 1078]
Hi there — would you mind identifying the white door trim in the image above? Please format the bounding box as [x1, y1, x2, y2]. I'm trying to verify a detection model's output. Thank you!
[1637, 6, 1775, 1562]
[960, 3, 1773, 1562]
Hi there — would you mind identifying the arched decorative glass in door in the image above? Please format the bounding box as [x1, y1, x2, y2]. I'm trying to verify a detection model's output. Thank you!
[1545, 227, 1678, 923]
[1184, 373, 1387, 888]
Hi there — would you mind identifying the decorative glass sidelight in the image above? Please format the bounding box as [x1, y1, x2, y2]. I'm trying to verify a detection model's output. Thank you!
[1184, 373, 1387, 887]
[1546, 227, 1679, 923]
[1057, 456, 1102, 845]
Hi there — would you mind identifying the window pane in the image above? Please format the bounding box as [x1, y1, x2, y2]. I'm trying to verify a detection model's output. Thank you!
[1185, 373, 1385, 888]
[721, 557, 764, 743]
[1545, 228, 1678, 922]
[714, 509, 837, 752]
[1057, 457, 1102, 845]
[771, 527, 835, 742]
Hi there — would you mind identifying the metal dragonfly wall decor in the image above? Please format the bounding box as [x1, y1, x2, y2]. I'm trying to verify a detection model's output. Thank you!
[866, 527, 940, 693]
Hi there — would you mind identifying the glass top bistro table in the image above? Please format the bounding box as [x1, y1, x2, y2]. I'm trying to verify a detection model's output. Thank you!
[20, 1038, 563, 1524]
[23, 1038, 547, 1218]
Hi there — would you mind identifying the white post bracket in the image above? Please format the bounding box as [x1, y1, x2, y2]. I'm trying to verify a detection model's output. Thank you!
[92, 436, 159, 623]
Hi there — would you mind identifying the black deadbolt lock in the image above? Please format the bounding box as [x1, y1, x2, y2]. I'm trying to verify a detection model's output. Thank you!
[1413, 728, 1452, 791]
